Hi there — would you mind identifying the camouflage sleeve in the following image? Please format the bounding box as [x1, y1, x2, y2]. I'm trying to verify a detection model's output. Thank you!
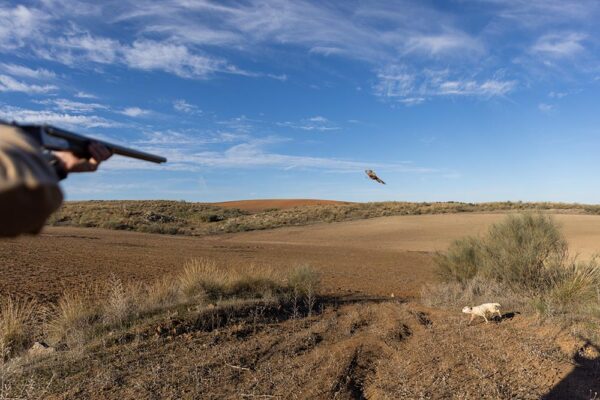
[0, 123, 63, 237]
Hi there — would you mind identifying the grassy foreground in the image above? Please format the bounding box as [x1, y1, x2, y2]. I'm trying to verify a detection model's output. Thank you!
[48, 200, 600, 236]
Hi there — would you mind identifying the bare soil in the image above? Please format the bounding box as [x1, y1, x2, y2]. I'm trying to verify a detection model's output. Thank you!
[3, 212, 600, 303]
[2, 212, 600, 398]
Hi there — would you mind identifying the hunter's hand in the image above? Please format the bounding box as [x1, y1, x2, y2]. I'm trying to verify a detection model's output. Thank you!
[53, 142, 113, 173]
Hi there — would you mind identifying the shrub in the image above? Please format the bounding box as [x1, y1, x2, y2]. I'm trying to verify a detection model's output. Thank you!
[430, 213, 600, 321]
[434, 213, 569, 291]
[479, 213, 568, 290]
[434, 237, 481, 284]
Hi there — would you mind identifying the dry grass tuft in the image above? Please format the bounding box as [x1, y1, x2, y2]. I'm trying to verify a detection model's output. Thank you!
[46, 292, 97, 349]
[179, 258, 285, 302]
[0, 297, 37, 360]
[0, 259, 320, 365]
[143, 276, 180, 311]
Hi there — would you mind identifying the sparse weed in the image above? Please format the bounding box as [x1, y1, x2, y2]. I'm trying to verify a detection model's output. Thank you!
[287, 265, 320, 316]
[101, 274, 140, 326]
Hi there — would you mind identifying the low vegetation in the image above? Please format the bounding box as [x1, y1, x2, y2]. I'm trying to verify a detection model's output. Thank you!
[423, 213, 600, 326]
[0, 259, 320, 361]
[47, 200, 600, 236]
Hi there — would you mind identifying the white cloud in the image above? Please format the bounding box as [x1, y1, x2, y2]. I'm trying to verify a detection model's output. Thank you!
[373, 65, 516, 103]
[437, 79, 516, 96]
[373, 65, 415, 99]
[405, 32, 483, 56]
[0, 105, 117, 128]
[119, 107, 149, 117]
[277, 116, 339, 132]
[160, 138, 434, 173]
[123, 39, 237, 79]
[538, 103, 555, 113]
[41, 33, 120, 65]
[548, 91, 568, 99]
[0, 74, 57, 94]
[0, 5, 49, 49]
[479, 0, 599, 27]
[531, 32, 587, 58]
[136, 130, 243, 145]
[173, 99, 201, 114]
[75, 91, 98, 99]
[38, 98, 108, 113]
[0, 63, 56, 79]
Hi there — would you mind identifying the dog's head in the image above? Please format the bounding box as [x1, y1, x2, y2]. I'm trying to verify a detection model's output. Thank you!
[462, 306, 472, 314]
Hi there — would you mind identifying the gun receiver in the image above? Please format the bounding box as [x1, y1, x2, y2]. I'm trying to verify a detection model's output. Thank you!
[15, 123, 167, 164]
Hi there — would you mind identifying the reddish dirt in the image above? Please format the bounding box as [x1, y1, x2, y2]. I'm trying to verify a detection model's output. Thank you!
[211, 198, 352, 212]
[2, 212, 600, 303]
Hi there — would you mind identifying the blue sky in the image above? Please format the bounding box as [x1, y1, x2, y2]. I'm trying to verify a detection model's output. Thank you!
[1, 0, 600, 203]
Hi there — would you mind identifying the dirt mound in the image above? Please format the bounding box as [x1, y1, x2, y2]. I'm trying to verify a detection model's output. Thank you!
[212, 199, 352, 212]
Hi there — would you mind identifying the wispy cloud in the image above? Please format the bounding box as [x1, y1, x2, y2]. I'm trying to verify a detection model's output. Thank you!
[37, 98, 108, 113]
[119, 107, 150, 117]
[75, 91, 98, 99]
[0, 105, 118, 128]
[373, 65, 516, 103]
[135, 130, 243, 146]
[0, 63, 56, 79]
[538, 103, 555, 113]
[404, 31, 483, 56]
[277, 116, 340, 132]
[122, 40, 227, 78]
[173, 99, 201, 114]
[0, 4, 49, 49]
[157, 137, 434, 173]
[531, 32, 587, 58]
[0, 74, 57, 94]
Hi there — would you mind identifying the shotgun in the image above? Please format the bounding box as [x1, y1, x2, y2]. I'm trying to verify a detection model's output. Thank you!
[13, 122, 167, 164]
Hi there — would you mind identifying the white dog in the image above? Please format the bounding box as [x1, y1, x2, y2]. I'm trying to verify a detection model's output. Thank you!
[462, 303, 501, 325]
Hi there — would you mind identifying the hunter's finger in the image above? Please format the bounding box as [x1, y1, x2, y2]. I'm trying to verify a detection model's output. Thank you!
[86, 158, 99, 171]
[95, 144, 112, 161]
[88, 142, 111, 161]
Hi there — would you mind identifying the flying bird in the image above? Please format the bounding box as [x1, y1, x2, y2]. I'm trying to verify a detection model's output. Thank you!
[365, 169, 385, 184]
